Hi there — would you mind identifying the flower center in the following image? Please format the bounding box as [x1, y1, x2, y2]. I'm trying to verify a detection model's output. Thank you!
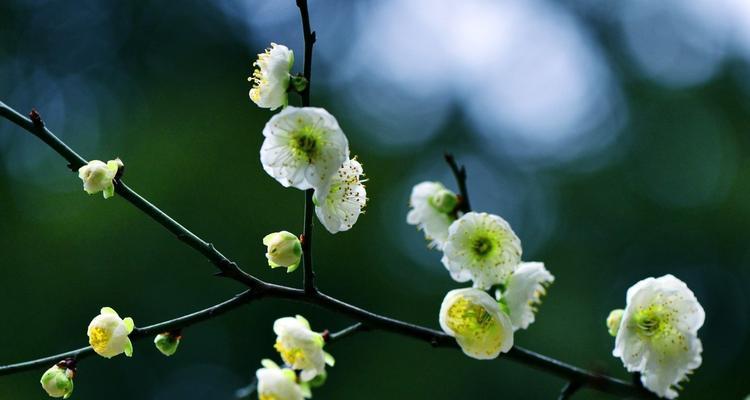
[633, 305, 666, 337]
[259, 394, 280, 400]
[632, 302, 689, 355]
[291, 129, 320, 161]
[89, 327, 111, 353]
[274, 341, 307, 366]
[471, 235, 495, 257]
[447, 297, 494, 335]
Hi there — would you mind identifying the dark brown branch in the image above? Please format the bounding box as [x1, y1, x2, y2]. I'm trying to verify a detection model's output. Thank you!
[296, 0, 318, 295]
[444, 153, 471, 213]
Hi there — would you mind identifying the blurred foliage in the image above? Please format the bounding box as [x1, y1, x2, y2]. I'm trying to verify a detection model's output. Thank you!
[0, 1, 749, 399]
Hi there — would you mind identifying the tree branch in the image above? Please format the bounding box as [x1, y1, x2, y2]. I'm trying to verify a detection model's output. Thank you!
[0, 101, 657, 399]
[444, 153, 472, 213]
[0, 102, 264, 290]
[296, 0, 318, 294]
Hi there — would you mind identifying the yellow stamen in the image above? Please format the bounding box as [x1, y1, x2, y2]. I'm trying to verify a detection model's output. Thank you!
[89, 327, 111, 353]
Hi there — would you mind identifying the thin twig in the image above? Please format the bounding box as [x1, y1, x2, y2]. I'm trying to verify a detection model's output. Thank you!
[557, 380, 583, 400]
[296, 0, 315, 106]
[327, 322, 366, 341]
[444, 153, 471, 213]
[0, 103, 656, 398]
[0, 290, 257, 376]
[0, 101, 263, 289]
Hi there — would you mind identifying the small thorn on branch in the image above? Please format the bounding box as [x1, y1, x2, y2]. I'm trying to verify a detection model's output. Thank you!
[29, 109, 44, 128]
[310, 31, 317, 44]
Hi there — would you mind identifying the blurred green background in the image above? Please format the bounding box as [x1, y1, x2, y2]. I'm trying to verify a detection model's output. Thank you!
[1, 0, 748, 399]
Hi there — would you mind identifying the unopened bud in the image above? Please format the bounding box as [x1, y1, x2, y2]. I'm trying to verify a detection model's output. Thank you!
[263, 231, 302, 273]
[429, 188, 458, 213]
[40, 363, 75, 399]
[607, 309, 625, 337]
[154, 332, 181, 356]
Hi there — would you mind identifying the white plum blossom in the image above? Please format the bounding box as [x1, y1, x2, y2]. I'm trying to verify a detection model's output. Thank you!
[263, 231, 302, 272]
[501, 262, 554, 331]
[439, 288, 514, 360]
[87, 307, 135, 358]
[406, 181, 458, 250]
[78, 158, 122, 199]
[313, 157, 367, 234]
[256, 359, 311, 400]
[249, 43, 294, 110]
[273, 315, 335, 382]
[441, 212, 522, 290]
[40, 364, 74, 399]
[260, 106, 349, 190]
[612, 275, 704, 399]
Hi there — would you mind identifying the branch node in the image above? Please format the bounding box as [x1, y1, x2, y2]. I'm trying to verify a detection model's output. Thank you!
[29, 108, 44, 128]
[29, 109, 44, 128]
[56, 357, 77, 373]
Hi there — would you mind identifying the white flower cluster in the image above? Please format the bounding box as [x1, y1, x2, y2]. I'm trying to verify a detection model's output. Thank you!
[407, 181, 554, 360]
[253, 315, 335, 400]
[608, 275, 704, 398]
[250, 43, 367, 235]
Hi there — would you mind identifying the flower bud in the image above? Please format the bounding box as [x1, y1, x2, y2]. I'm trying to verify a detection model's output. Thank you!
[606, 309, 624, 337]
[40, 364, 74, 399]
[290, 75, 308, 93]
[154, 332, 181, 356]
[78, 158, 123, 199]
[429, 187, 458, 213]
[263, 231, 302, 273]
